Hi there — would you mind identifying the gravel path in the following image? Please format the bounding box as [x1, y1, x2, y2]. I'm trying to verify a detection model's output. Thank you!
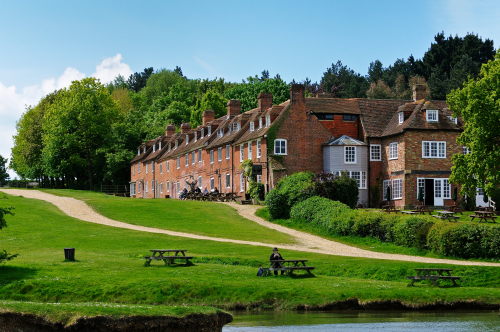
[2, 189, 500, 267]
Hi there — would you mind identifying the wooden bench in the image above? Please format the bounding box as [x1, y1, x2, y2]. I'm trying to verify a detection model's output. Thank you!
[261, 259, 315, 276]
[381, 205, 399, 214]
[470, 211, 497, 224]
[144, 249, 193, 266]
[407, 268, 460, 286]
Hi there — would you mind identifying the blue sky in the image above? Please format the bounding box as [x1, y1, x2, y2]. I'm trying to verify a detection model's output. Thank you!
[1, 0, 499, 178]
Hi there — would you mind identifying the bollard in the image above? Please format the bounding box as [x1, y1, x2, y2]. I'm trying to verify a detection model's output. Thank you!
[64, 248, 75, 261]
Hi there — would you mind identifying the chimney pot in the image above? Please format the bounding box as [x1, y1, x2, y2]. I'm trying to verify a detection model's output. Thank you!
[257, 93, 273, 112]
[202, 110, 215, 126]
[226, 100, 241, 117]
[180, 122, 191, 134]
[290, 84, 305, 104]
[165, 123, 176, 138]
[413, 84, 427, 102]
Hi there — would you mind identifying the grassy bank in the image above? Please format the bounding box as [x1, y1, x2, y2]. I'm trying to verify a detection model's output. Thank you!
[0, 300, 219, 325]
[1, 192, 500, 310]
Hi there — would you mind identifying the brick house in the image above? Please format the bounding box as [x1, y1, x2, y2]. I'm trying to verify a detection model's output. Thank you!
[130, 84, 465, 209]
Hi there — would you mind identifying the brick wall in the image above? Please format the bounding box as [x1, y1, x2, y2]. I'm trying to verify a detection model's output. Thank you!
[318, 116, 359, 139]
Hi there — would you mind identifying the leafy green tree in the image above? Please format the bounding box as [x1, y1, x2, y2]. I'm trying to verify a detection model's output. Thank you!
[42, 77, 120, 190]
[224, 75, 289, 113]
[0, 155, 9, 185]
[190, 90, 228, 127]
[140, 69, 185, 106]
[321, 61, 369, 98]
[366, 80, 394, 99]
[448, 49, 500, 197]
[367, 60, 384, 83]
[127, 67, 154, 93]
[0, 196, 17, 264]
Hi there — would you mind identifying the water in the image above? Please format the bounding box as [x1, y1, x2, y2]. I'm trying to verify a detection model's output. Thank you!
[223, 310, 500, 331]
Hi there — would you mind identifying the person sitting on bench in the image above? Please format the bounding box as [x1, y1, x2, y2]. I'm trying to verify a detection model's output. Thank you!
[270, 247, 284, 275]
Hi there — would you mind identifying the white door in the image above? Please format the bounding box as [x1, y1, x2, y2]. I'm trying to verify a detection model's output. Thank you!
[476, 188, 489, 207]
[434, 179, 444, 206]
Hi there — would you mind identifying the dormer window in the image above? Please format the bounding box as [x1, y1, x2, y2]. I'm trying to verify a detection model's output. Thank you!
[229, 125, 233, 134]
[194, 132, 197, 142]
[233, 123, 237, 131]
[175, 140, 178, 149]
[237, 122, 241, 131]
[201, 128, 204, 138]
[168, 143, 171, 152]
[426, 110, 438, 122]
[266, 115, 271, 127]
[259, 118, 262, 128]
[153, 144, 156, 153]
[143, 147, 146, 153]
[250, 122, 255, 132]
[447, 116, 458, 124]
[159, 141, 161, 150]
[208, 126, 211, 135]
[186, 135, 189, 145]
[398, 112, 404, 124]
[138, 149, 140, 156]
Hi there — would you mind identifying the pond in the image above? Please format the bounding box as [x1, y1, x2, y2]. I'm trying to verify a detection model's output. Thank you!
[223, 310, 500, 332]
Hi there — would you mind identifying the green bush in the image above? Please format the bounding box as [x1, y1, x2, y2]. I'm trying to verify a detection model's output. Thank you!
[309, 172, 359, 208]
[265, 172, 314, 219]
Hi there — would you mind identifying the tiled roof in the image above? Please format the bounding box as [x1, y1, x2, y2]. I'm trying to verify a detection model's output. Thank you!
[205, 112, 254, 149]
[143, 136, 170, 162]
[130, 138, 157, 163]
[324, 135, 367, 146]
[357, 99, 410, 138]
[305, 98, 361, 114]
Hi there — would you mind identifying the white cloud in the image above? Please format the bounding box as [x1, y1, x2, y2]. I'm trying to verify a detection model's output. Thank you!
[92, 54, 133, 84]
[0, 54, 132, 179]
[194, 56, 217, 75]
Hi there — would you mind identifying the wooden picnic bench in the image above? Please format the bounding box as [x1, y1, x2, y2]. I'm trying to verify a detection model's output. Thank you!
[433, 210, 459, 222]
[470, 211, 497, 224]
[261, 260, 315, 276]
[382, 205, 399, 213]
[407, 268, 460, 287]
[412, 205, 433, 215]
[144, 249, 193, 265]
[447, 204, 463, 215]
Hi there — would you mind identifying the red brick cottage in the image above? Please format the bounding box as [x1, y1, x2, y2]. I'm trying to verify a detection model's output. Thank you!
[130, 84, 467, 208]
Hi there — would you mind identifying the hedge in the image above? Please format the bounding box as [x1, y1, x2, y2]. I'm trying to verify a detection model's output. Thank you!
[289, 196, 500, 260]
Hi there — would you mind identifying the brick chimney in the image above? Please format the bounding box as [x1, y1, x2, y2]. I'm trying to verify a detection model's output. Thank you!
[257, 93, 273, 111]
[290, 84, 305, 104]
[180, 122, 191, 134]
[227, 100, 241, 118]
[165, 123, 176, 138]
[202, 110, 215, 125]
[413, 84, 426, 102]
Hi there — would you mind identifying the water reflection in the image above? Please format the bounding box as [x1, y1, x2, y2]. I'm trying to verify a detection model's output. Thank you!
[223, 310, 500, 332]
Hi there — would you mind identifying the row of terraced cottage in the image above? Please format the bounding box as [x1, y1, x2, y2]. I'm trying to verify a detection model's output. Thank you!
[130, 84, 487, 209]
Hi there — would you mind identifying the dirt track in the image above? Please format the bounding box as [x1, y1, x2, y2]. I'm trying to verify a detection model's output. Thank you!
[2, 189, 500, 267]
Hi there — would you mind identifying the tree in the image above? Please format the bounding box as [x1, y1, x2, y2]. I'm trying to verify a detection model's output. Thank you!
[367, 60, 384, 83]
[448, 49, 500, 197]
[174, 66, 183, 77]
[140, 69, 185, 105]
[366, 80, 394, 99]
[127, 67, 154, 93]
[0, 155, 9, 185]
[42, 77, 120, 190]
[224, 75, 289, 113]
[190, 90, 228, 128]
[0, 196, 16, 264]
[321, 61, 369, 98]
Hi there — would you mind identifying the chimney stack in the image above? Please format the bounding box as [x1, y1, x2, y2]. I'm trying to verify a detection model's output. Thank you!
[413, 84, 427, 102]
[290, 84, 305, 104]
[180, 122, 191, 134]
[257, 93, 273, 112]
[165, 123, 176, 138]
[227, 100, 241, 118]
[202, 110, 215, 126]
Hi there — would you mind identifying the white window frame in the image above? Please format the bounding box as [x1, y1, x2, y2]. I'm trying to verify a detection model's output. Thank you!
[226, 145, 230, 159]
[160, 163, 162, 175]
[443, 179, 450, 199]
[194, 131, 197, 142]
[201, 128, 204, 138]
[426, 110, 438, 122]
[370, 144, 381, 161]
[192, 151, 196, 165]
[266, 115, 271, 127]
[198, 149, 202, 163]
[167, 161, 169, 173]
[143, 146, 146, 154]
[463, 146, 471, 155]
[153, 144, 156, 153]
[175, 140, 178, 149]
[248, 142, 252, 160]
[226, 173, 231, 188]
[160, 182, 163, 194]
[138, 182, 141, 194]
[383, 180, 390, 200]
[257, 174, 261, 183]
[237, 122, 241, 131]
[198, 176, 202, 189]
[138, 162, 141, 173]
[159, 141, 161, 150]
[447, 115, 458, 124]
[344, 146, 356, 164]
[146, 163, 148, 174]
[145, 181, 148, 192]
[257, 139, 261, 158]
[186, 134, 189, 145]
[151, 161, 154, 173]
[398, 112, 404, 124]
[167, 181, 170, 192]
[208, 126, 211, 136]
[168, 143, 171, 152]
[240, 144, 244, 162]
[422, 141, 446, 158]
[210, 177, 214, 191]
[389, 142, 398, 160]
[392, 178, 403, 199]
[218, 147, 222, 162]
[274, 139, 287, 155]
[132, 165, 135, 175]
[138, 148, 140, 156]
[250, 122, 254, 132]
[240, 174, 244, 192]
[185, 153, 189, 166]
[176, 157, 180, 169]
[210, 150, 214, 164]
[259, 118, 262, 129]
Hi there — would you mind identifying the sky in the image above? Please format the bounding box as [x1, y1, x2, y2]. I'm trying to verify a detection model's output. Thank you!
[1, 0, 499, 179]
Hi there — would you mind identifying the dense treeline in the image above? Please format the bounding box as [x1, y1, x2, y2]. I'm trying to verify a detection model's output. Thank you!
[8, 32, 495, 189]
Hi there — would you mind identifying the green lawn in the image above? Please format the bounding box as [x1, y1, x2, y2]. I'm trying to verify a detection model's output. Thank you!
[38, 189, 295, 245]
[1, 192, 500, 311]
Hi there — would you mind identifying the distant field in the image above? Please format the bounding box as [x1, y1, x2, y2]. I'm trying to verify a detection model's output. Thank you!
[1, 192, 500, 310]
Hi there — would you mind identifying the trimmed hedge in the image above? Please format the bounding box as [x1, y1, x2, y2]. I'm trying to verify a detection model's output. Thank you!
[289, 196, 500, 260]
[265, 172, 314, 219]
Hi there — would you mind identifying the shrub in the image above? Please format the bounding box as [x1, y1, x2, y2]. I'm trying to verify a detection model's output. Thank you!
[392, 216, 434, 249]
[265, 172, 314, 219]
[308, 172, 359, 208]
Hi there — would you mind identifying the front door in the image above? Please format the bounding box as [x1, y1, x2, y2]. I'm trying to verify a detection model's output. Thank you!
[476, 188, 488, 207]
[434, 179, 444, 206]
[424, 179, 434, 206]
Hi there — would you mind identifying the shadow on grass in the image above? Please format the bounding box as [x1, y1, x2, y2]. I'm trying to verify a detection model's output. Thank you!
[144, 262, 196, 268]
[0, 266, 37, 285]
[288, 273, 316, 279]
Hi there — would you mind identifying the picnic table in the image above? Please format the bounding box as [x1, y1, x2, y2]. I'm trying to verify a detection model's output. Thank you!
[447, 204, 463, 215]
[382, 205, 399, 213]
[433, 210, 459, 222]
[261, 260, 315, 276]
[407, 268, 461, 286]
[478, 206, 494, 212]
[412, 205, 433, 215]
[144, 249, 193, 265]
[470, 211, 497, 224]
